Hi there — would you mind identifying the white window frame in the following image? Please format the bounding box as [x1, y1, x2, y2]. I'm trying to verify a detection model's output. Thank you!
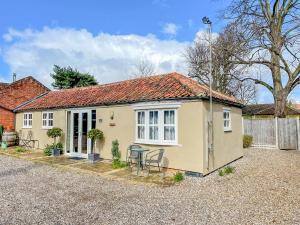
[223, 108, 232, 131]
[23, 113, 33, 128]
[42, 112, 54, 129]
[135, 108, 178, 145]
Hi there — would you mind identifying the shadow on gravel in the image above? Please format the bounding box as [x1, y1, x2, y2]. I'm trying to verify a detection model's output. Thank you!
[0, 164, 41, 178]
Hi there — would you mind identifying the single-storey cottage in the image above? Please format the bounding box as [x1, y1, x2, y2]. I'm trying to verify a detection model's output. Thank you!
[15, 73, 243, 175]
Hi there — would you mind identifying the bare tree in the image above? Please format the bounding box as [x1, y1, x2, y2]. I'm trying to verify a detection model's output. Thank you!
[134, 59, 156, 77]
[224, 0, 300, 116]
[185, 25, 256, 104]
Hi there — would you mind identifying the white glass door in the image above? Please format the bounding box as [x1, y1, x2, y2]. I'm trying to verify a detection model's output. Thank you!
[70, 110, 91, 158]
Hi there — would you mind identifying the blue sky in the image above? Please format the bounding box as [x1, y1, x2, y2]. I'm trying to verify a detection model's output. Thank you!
[0, 0, 298, 102]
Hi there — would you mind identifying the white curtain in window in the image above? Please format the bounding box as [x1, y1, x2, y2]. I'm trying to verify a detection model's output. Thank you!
[164, 110, 175, 141]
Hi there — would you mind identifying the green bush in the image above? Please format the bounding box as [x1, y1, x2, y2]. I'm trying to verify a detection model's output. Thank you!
[44, 142, 63, 156]
[112, 159, 128, 169]
[218, 166, 235, 176]
[44, 145, 52, 156]
[173, 171, 184, 183]
[111, 140, 121, 160]
[0, 124, 3, 140]
[47, 127, 63, 139]
[15, 146, 27, 153]
[218, 169, 225, 176]
[243, 135, 253, 148]
[87, 129, 104, 153]
[224, 166, 235, 174]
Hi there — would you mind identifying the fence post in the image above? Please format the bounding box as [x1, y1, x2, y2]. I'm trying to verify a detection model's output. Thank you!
[275, 117, 279, 149]
[297, 118, 300, 150]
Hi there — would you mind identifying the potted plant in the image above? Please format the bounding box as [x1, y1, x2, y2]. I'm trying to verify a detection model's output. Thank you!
[47, 127, 63, 156]
[87, 128, 104, 162]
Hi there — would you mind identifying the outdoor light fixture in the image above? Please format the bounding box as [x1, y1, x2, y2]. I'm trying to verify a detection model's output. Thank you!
[202, 16, 212, 25]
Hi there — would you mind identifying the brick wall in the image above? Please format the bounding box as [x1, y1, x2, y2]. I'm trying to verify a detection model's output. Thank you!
[0, 108, 15, 131]
[0, 76, 49, 131]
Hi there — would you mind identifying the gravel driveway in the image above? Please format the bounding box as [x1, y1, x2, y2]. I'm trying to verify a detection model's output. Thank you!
[0, 148, 299, 225]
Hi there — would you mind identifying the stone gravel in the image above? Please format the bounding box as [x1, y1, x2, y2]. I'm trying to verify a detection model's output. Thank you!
[0, 148, 299, 225]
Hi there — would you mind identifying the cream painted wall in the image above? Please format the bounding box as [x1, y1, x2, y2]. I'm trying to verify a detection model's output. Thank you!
[16, 101, 205, 173]
[202, 102, 243, 174]
[15, 110, 67, 148]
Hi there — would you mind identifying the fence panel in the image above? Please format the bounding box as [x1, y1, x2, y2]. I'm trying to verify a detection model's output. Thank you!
[243, 118, 276, 148]
[278, 118, 298, 150]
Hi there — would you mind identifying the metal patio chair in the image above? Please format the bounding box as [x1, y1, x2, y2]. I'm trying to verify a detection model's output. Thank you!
[18, 130, 39, 149]
[144, 149, 165, 173]
[126, 144, 142, 171]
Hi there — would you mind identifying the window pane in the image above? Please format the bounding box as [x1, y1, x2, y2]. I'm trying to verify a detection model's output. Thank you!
[164, 126, 175, 141]
[49, 113, 53, 119]
[170, 110, 175, 124]
[150, 111, 158, 124]
[149, 126, 158, 140]
[164, 111, 170, 124]
[92, 110, 96, 129]
[138, 126, 145, 139]
[43, 113, 47, 119]
[138, 112, 145, 124]
[43, 120, 47, 127]
[48, 120, 53, 127]
[29, 114, 32, 119]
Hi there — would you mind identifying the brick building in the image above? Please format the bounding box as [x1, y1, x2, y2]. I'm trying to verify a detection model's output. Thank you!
[0, 76, 49, 130]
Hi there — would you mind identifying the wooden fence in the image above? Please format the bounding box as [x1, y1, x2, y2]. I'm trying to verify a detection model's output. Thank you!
[243, 117, 300, 150]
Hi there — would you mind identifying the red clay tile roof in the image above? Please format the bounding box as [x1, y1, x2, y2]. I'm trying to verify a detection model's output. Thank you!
[242, 104, 300, 116]
[0, 76, 49, 110]
[0, 82, 9, 90]
[16, 72, 242, 111]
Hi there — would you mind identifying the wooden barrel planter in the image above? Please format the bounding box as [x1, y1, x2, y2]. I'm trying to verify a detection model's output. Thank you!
[2, 131, 17, 146]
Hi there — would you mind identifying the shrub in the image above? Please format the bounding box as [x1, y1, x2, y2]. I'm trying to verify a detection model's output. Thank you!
[218, 169, 225, 176]
[243, 135, 253, 148]
[111, 140, 121, 160]
[87, 129, 104, 153]
[224, 166, 235, 175]
[56, 142, 64, 154]
[0, 124, 3, 140]
[173, 171, 184, 183]
[47, 127, 63, 145]
[112, 159, 128, 169]
[15, 146, 27, 153]
[44, 145, 52, 156]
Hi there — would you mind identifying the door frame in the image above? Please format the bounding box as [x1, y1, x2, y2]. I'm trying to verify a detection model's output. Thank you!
[67, 109, 92, 158]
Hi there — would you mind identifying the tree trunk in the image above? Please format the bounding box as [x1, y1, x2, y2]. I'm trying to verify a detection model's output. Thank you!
[274, 89, 289, 118]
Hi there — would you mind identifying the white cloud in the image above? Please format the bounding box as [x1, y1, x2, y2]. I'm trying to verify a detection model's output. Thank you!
[2, 27, 188, 87]
[162, 23, 181, 36]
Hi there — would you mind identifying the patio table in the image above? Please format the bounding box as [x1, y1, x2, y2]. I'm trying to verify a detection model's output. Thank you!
[130, 147, 149, 175]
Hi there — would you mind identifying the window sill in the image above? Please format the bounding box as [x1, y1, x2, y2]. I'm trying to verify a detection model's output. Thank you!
[42, 127, 53, 130]
[22, 127, 32, 129]
[135, 140, 181, 147]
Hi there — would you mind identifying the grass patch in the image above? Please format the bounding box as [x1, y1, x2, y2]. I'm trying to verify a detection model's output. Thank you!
[15, 146, 27, 153]
[110, 169, 175, 187]
[36, 156, 79, 166]
[218, 169, 225, 176]
[112, 159, 128, 169]
[218, 165, 235, 176]
[173, 171, 184, 183]
[73, 161, 115, 173]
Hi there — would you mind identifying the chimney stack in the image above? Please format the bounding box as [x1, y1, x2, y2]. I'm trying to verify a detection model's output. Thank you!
[12, 73, 17, 82]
